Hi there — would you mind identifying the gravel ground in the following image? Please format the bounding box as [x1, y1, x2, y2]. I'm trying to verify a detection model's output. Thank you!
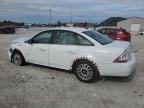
[0, 29, 144, 108]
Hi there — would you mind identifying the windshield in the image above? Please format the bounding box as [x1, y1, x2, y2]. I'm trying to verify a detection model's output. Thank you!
[83, 30, 113, 45]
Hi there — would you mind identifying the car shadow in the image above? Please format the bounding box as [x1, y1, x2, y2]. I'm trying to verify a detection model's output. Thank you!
[27, 63, 136, 83]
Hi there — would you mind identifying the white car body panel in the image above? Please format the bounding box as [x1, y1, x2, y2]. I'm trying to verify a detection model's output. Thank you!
[23, 44, 49, 65]
[99, 53, 136, 76]
[8, 27, 136, 77]
[49, 44, 78, 69]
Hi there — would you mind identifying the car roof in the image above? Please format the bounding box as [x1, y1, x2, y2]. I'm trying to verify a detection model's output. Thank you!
[49, 27, 92, 33]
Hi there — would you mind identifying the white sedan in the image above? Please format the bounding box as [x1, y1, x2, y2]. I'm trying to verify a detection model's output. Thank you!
[8, 28, 136, 83]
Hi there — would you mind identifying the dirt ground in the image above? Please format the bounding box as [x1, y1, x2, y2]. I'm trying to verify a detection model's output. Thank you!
[0, 29, 144, 108]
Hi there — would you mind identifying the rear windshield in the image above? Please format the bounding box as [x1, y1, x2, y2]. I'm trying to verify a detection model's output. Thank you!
[83, 30, 113, 45]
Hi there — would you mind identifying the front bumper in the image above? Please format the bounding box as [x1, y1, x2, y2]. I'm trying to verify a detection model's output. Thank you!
[99, 53, 136, 76]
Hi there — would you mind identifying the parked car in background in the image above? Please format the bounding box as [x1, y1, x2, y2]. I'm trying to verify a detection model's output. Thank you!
[138, 31, 144, 35]
[0, 26, 15, 34]
[8, 28, 136, 83]
[97, 28, 131, 42]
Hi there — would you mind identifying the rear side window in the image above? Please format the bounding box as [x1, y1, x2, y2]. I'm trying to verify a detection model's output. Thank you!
[53, 31, 77, 45]
[121, 29, 128, 34]
[76, 35, 93, 46]
[83, 30, 113, 45]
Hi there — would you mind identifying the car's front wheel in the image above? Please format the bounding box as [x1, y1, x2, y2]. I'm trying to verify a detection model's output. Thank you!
[73, 60, 100, 83]
[12, 51, 25, 66]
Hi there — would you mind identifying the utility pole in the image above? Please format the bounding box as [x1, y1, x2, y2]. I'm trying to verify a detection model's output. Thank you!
[49, 8, 52, 27]
[70, 8, 73, 24]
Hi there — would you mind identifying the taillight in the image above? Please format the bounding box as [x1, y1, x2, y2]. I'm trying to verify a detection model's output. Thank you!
[114, 45, 132, 63]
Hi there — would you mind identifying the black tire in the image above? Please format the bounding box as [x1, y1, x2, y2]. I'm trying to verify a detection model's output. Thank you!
[12, 51, 25, 66]
[73, 60, 100, 83]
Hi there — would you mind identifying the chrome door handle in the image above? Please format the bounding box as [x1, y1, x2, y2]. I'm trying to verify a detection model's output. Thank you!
[40, 49, 46, 51]
[67, 51, 76, 54]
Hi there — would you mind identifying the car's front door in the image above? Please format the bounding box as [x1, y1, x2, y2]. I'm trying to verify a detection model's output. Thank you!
[49, 30, 78, 69]
[24, 31, 53, 65]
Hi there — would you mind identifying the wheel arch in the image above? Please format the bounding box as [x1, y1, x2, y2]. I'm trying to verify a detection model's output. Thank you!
[71, 57, 100, 73]
[11, 48, 26, 62]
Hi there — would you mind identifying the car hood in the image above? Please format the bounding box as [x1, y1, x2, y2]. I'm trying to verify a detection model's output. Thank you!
[13, 37, 32, 43]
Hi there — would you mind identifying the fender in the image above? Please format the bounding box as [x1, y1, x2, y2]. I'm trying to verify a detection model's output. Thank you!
[11, 48, 26, 61]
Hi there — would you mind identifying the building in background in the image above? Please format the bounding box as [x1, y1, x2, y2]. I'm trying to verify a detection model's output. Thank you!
[66, 23, 73, 27]
[117, 17, 144, 32]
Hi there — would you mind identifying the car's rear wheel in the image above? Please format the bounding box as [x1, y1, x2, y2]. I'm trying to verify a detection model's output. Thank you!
[12, 51, 25, 66]
[73, 60, 100, 83]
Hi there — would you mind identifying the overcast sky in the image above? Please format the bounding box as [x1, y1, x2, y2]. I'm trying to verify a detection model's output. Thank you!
[0, 0, 144, 23]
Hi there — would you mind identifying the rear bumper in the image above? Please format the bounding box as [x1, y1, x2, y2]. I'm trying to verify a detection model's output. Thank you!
[99, 53, 136, 76]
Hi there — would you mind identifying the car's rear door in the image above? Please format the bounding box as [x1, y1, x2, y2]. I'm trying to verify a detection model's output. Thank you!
[49, 30, 78, 69]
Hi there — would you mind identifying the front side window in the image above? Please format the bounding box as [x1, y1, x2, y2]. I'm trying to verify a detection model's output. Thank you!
[32, 31, 52, 44]
[53, 31, 77, 45]
[83, 30, 113, 45]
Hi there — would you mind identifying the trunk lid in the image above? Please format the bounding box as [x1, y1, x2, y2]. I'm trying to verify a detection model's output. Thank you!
[106, 40, 129, 50]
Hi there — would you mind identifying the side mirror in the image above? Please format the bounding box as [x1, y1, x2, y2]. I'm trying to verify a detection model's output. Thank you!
[25, 39, 33, 44]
